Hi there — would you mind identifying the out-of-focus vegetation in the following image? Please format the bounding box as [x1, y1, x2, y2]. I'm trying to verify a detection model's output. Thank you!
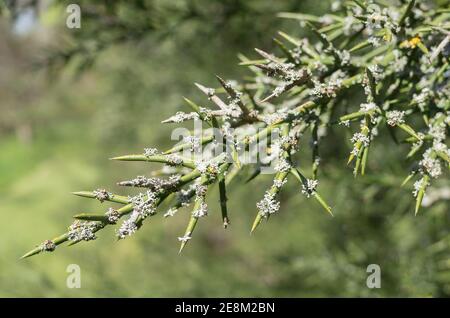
[0, 0, 449, 297]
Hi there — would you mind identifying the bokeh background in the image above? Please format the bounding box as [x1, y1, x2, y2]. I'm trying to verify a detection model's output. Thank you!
[0, 0, 449, 297]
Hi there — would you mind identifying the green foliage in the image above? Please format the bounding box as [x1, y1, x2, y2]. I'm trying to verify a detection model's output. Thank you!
[24, 0, 449, 259]
[0, 0, 449, 297]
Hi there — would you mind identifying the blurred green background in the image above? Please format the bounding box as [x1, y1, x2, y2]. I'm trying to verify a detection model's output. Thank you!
[0, 0, 449, 297]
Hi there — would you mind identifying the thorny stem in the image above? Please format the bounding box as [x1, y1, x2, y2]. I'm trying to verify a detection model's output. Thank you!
[23, 0, 449, 258]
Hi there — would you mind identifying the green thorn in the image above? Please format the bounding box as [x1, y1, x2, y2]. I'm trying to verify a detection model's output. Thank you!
[72, 191, 95, 198]
[340, 111, 366, 122]
[67, 240, 80, 247]
[20, 247, 42, 259]
[109, 155, 143, 161]
[347, 153, 356, 165]
[349, 40, 371, 53]
[398, 123, 421, 140]
[401, 172, 415, 187]
[313, 193, 334, 217]
[250, 214, 263, 234]
[277, 31, 301, 46]
[399, 0, 416, 27]
[361, 146, 369, 176]
[352, 0, 367, 10]
[415, 175, 429, 216]
[73, 213, 108, 222]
